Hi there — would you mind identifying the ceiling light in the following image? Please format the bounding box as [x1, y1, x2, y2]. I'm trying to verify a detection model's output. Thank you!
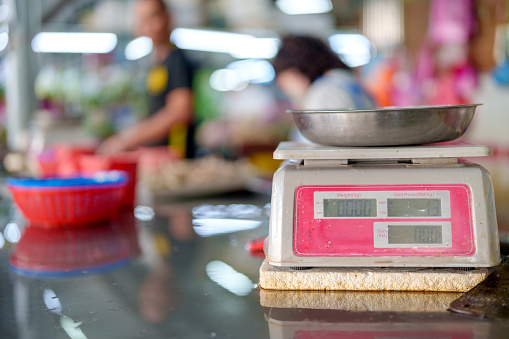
[171, 28, 279, 59]
[226, 59, 275, 84]
[229, 38, 279, 59]
[125, 36, 152, 60]
[32, 32, 117, 54]
[276, 0, 333, 15]
[328, 33, 373, 68]
[209, 69, 250, 92]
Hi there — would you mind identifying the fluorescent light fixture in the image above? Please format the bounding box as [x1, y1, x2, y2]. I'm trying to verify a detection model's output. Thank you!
[206, 260, 257, 296]
[125, 36, 153, 60]
[0, 32, 8, 52]
[193, 218, 262, 237]
[32, 32, 117, 54]
[229, 38, 279, 59]
[276, 0, 333, 15]
[171, 28, 252, 53]
[209, 69, 249, 92]
[210, 59, 276, 92]
[329, 33, 373, 68]
[171, 28, 279, 59]
[227, 59, 275, 84]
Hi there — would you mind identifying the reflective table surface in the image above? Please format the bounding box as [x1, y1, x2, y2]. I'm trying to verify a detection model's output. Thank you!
[0, 189, 508, 339]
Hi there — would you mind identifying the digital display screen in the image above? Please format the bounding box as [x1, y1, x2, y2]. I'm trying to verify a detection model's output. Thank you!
[387, 199, 441, 217]
[323, 199, 377, 217]
[388, 225, 443, 244]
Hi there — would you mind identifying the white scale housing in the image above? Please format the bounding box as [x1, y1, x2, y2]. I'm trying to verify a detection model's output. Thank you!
[268, 141, 500, 268]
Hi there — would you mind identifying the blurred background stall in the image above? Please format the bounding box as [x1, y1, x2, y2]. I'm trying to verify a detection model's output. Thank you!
[0, 0, 507, 216]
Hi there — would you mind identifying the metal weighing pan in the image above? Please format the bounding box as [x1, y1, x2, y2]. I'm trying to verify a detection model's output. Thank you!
[289, 104, 480, 147]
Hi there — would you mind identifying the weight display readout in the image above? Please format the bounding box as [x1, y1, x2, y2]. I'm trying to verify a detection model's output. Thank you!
[302, 186, 471, 254]
[323, 199, 377, 217]
[314, 190, 451, 220]
[388, 225, 443, 244]
[387, 199, 441, 217]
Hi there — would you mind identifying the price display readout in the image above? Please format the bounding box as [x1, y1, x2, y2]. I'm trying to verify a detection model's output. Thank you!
[388, 225, 443, 244]
[323, 199, 377, 218]
[387, 199, 441, 217]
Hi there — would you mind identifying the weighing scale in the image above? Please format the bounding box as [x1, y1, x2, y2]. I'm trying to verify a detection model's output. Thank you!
[260, 141, 501, 291]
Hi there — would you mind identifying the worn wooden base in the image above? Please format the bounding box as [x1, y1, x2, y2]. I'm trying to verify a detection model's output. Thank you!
[259, 259, 489, 292]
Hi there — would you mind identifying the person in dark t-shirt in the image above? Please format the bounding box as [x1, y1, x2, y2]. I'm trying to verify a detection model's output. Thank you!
[99, 0, 196, 158]
[145, 47, 196, 158]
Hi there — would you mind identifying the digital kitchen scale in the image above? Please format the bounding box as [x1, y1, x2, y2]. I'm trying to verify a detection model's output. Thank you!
[266, 141, 501, 269]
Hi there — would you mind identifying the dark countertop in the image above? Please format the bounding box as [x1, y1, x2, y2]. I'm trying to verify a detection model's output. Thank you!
[0, 190, 508, 339]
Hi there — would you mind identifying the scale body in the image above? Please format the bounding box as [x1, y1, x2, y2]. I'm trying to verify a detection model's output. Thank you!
[268, 141, 500, 268]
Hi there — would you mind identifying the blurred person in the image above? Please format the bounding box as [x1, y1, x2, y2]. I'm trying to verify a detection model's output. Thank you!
[99, 0, 196, 158]
[273, 35, 375, 111]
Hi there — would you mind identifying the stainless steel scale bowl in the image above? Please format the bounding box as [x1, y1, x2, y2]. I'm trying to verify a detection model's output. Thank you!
[289, 104, 480, 147]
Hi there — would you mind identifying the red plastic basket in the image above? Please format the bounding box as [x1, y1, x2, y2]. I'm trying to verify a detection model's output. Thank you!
[7, 173, 127, 228]
[79, 154, 138, 209]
